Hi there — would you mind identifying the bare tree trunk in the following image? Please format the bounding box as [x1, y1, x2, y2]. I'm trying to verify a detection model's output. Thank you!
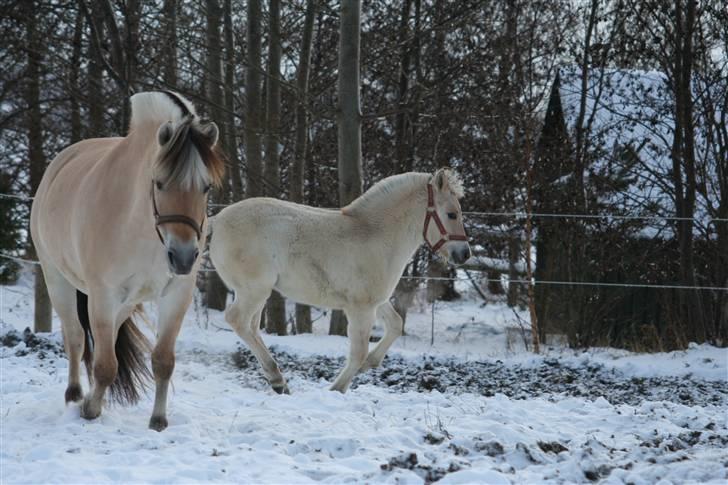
[25, 0, 51, 333]
[507, 233, 520, 307]
[223, 0, 243, 200]
[394, 0, 413, 174]
[329, 0, 363, 337]
[161, 0, 178, 88]
[245, 0, 264, 198]
[291, 0, 317, 333]
[264, 0, 287, 336]
[125, 0, 139, 95]
[671, 0, 704, 340]
[69, 8, 83, 143]
[204, 0, 229, 311]
[87, 2, 105, 137]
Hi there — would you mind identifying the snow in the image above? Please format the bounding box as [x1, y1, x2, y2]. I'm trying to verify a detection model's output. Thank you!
[1, 277, 727, 484]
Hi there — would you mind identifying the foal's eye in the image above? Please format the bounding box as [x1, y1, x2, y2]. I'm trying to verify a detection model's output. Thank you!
[155, 181, 163, 190]
[203, 185, 211, 194]
[447, 212, 457, 220]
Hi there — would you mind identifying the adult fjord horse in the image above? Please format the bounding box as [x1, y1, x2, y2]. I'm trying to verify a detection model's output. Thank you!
[209, 169, 471, 393]
[30, 91, 223, 430]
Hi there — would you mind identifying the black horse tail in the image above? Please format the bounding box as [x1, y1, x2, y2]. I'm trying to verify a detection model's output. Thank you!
[76, 290, 152, 405]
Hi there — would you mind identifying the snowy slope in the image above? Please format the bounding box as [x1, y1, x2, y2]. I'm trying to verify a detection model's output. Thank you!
[1, 279, 727, 484]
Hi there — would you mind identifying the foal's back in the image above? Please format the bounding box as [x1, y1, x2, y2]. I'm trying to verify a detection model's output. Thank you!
[210, 198, 384, 309]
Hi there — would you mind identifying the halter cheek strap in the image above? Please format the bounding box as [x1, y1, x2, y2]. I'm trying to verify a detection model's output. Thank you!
[151, 183, 205, 244]
[423, 183, 468, 253]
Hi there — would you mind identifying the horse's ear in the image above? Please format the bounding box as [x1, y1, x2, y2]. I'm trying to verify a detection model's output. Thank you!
[198, 121, 219, 147]
[157, 121, 175, 146]
[434, 168, 449, 193]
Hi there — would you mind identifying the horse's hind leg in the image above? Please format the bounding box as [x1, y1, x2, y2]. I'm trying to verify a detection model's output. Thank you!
[80, 290, 118, 420]
[41, 263, 85, 403]
[226, 295, 288, 394]
[330, 307, 375, 393]
[149, 280, 193, 431]
[362, 302, 403, 371]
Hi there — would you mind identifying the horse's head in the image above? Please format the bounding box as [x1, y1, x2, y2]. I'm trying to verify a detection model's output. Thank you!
[152, 116, 224, 275]
[424, 168, 471, 265]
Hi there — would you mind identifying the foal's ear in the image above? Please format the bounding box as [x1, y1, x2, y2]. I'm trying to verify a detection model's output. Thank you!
[434, 168, 450, 193]
[157, 121, 175, 146]
[198, 121, 219, 147]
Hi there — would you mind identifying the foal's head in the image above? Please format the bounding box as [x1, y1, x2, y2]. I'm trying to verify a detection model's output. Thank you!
[425, 169, 471, 265]
[152, 115, 224, 275]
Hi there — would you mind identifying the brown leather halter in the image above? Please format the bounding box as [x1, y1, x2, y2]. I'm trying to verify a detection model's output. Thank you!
[423, 183, 468, 252]
[151, 183, 205, 244]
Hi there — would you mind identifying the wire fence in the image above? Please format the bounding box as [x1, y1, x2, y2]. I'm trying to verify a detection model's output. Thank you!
[2, 191, 728, 292]
[6, 192, 727, 223]
[2, 250, 727, 292]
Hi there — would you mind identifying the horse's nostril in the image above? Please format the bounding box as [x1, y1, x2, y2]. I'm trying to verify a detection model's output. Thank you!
[194, 249, 200, 260]
[167, 250, 175, 266]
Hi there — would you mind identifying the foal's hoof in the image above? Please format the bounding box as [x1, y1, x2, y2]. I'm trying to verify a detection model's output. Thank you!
[149, 415, 168, 432]
[272, 383, 290, 395]
[64, 384, 83, 404]
[80, 398, 102, 420]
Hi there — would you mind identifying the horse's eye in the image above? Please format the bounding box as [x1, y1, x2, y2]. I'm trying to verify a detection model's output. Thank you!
[203, 185, 211, 194]
[155, 181, 163, 190]
[447, 212, 457, 220]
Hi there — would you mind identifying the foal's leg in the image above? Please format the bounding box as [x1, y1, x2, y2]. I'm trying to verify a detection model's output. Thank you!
[362, 302, 403, 371]
[80, 290, 118, 420]
[330, 307, 375, 393]
[226, 297, 288, 394]
[149, 280, 193, 431]
[42, 264, 85, 403]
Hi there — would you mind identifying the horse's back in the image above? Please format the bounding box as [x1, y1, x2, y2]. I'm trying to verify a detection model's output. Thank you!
[210, 197, 381, 308]
[35, 138, 123, 199]
[31, 137, 125, 282]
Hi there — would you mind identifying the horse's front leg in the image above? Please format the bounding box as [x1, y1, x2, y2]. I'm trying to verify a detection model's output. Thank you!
[361, 301, 403, 371]
[330, 307, 375, 393]
[80, 290, 118, 420]
[149, 279, 194, 431]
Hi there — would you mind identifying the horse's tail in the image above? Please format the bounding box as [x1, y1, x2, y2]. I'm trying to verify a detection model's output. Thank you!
[76, 291, 152, 405]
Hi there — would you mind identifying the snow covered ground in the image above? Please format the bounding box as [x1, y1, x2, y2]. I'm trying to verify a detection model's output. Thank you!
[1, 274, 726, 484]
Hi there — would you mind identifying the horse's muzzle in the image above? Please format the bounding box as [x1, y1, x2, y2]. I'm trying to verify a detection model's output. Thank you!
[167, 245, 199, 275]
[450, 244, 472, 266]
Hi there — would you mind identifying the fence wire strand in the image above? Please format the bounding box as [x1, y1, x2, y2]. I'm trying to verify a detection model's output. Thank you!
[3, 191, 728, 291]
[3, 252, 725, 291]
[3, 193, 727, 223]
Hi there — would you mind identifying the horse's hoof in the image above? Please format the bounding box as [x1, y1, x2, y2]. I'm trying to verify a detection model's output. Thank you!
[149, 415, 168, 432]
[80, 398, 101, 420]
[64, 385, 83, 403]
[272, 383, 290, 395]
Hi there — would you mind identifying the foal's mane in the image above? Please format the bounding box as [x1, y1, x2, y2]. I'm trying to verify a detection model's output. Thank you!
[342, 173, 429, 216]
[129, 91, 225, 189]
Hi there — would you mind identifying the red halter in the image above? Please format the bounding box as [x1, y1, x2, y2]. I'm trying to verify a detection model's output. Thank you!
[423, 183, 468, 253]
[151, 183, 205, 244]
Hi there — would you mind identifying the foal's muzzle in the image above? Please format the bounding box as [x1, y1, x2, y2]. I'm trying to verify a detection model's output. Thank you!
[449, 244, 472, 265]
[167, 244, 199, 275]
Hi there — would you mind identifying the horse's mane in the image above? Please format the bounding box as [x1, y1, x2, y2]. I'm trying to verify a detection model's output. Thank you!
[342, 173, 429, 216]
[342, 169, 465, 217]
[129, 91, 225, 190]
[129, 91, 197, 129]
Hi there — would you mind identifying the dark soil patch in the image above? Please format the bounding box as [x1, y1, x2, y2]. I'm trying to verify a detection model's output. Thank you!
[1, 327, 65, 359]
[230, 345, 728, 407]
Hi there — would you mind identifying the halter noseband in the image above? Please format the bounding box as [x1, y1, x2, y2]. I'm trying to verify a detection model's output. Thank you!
[423, 183, 468, 253]
[151, 183, 205, 244]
